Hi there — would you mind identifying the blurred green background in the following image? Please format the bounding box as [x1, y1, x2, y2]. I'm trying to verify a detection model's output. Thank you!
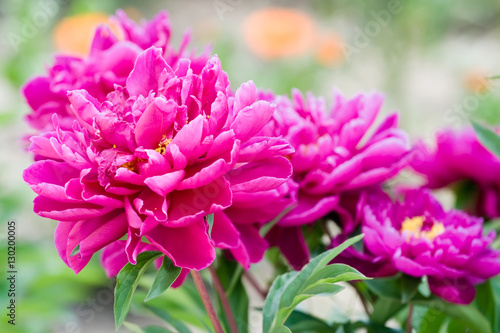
[1, 0, 500, 332]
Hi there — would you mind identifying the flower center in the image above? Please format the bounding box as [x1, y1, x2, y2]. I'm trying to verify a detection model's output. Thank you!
[155, 137, 172, 155]
[120, 157, 143, 173]
[400, 216, 445, 242]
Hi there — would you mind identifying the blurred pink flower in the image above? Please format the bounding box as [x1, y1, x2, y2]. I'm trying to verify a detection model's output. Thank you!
[259, 89, 411, 269]
[23, 47, 292, 273]
[412, 127, 500, 218]
[334, 189, 500, 304]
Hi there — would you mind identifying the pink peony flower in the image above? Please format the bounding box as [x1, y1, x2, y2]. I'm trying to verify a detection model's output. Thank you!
[23, 10, 209, 134]
[23, 46, 292, 273]
[334, 188, 500, 304]
[259, 89, 410, 269]
[412, 127, 500, 218]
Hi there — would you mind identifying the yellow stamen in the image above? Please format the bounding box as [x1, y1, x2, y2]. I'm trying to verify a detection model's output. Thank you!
[400, 216, 445, 242]
[422, 223, 445, 240]
[119, 158, 143, 173]
[401, 216, 425, 235]
[155, 138, 172, 155]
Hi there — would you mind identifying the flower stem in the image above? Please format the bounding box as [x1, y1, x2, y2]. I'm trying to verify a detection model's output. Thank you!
[243, 269, 268, 299]
[351, 282, 371, 316]
[208, 266, 240, 333]
[191, 270, 225, 333]
[406, 303, 413, 333]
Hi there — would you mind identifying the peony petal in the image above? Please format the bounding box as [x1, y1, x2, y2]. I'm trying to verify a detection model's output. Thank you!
[145, 170, 185, 196]
[145, 220, 215, 270]
[126, 46, 173, 96]
[135, 98, 177, 149]
[55, 211, 128, 274]
[34, 196, 114, 221]
[211, 211, 240, 248]
[227, 156, 292, 192]
[67, 90, 100, 132]
[266, 226, 309, 270]
[231, 100, 275, 142]
[428, 277, 476, 304]
[280, 192, 338, 226]
[167, 177, 231, 225]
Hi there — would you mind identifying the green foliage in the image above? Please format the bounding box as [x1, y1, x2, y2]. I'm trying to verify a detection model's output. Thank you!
[206, 214, 214, 237]
[263, 234, 368, 333]
[413, 299, 492, 333]
[142, 305, 192, 333]
[215, 257, 249, 332]
[145, 257, 182, 302]
[452, 180, 480, 212]
[474, 276, 500, 333]
[284, 311, 336, 332]
[365, 274, 422, 303]
[472, 120, 500, 158]
[114, 251, 162, 329]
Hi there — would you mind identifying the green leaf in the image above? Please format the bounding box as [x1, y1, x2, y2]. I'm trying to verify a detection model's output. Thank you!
[365, 275, 402, 300]
[365, 274, 421, 303]
[124, 323, 175, 333]
[472, 120, 500, 158]
[279, 235, 365, 310]
[263, 235, 367, 332]
[274, 326, 293, 333]
[352, 320, 403, 333]
[302, 283, 345, 296]
[263, 271, 299, 333]
[123, 321, 147, 333]
[114, 251, 162, 329]
[413, 299, 492, 333]
[284, 310, 334, 333]
[475, 276, 500, 333]
[370, 297, 404, 325]
[447, 318, 469, 333]
[206, 214, 214, 237]
[453, 180, 479, 211]
[305, 264, 368, 287]
[215, 257, 249, 332]
[484, 218, 500, 231]
[401, 275, 421, 303]
[419, 307, 447, 333]
[144, 326, 176, 333]
[145, 256, 182, 301]
[143, 326, 176, 333]
[144, 305, 193, 333]
[225, 264, 244, 296]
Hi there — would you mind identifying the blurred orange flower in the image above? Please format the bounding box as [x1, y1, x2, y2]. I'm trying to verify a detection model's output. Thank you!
[315, 32, 344, 67]
[53, 12, 122, 55]
[465, 71, 491, 94]
[243, 7, 315, 60]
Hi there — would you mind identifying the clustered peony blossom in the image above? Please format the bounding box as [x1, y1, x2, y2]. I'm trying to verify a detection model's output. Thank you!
[412, 127, 500, 218]
[23, 10, 208, 134]
[259, 89, 411, 269]
[21, 10, 500, 309]
[334, 188, 500, 304]
[23, 46, 292, 273]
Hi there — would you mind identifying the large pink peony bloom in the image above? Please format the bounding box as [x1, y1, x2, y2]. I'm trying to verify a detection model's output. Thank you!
[259, 89, 410, 269]
[23, 47, 292, 273]
[412, 127, 500, 218]
[23, 10, 208, 134]
[334, 189, 500, 304]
